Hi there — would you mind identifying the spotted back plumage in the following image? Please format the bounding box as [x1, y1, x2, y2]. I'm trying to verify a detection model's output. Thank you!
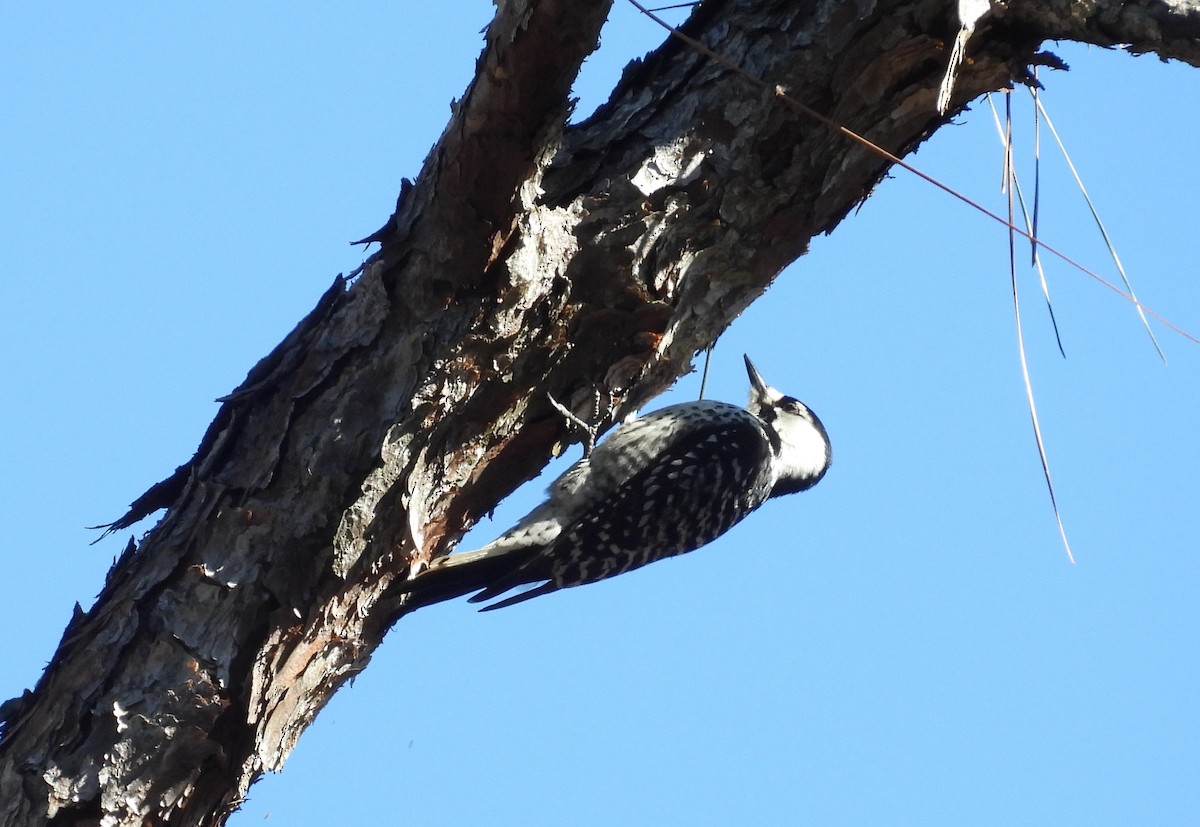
[466, 407, 775, 609]
[403, 356, 831, 612]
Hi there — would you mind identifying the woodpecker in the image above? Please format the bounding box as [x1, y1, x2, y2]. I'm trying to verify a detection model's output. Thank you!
[404, 355, 831, 611]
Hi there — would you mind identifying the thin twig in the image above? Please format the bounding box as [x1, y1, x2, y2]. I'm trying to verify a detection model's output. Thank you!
[547, 392, 599, 457]
[698, 345, 714, 400]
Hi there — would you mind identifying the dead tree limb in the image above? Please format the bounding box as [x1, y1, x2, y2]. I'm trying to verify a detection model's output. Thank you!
[2, 1, 1198, 824]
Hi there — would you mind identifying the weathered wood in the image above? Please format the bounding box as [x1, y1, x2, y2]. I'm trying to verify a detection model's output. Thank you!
[2, 2, 1197, 824]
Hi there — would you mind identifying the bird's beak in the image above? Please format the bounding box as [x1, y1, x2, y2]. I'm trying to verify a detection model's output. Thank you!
[744, 354, 770, 399]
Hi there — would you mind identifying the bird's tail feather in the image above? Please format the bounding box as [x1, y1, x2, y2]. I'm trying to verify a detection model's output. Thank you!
[474, 581, 559, 611]
[400, 544, 542, 611]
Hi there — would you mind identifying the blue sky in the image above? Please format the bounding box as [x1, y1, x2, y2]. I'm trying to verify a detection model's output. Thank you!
[3, 4, 1198, 825]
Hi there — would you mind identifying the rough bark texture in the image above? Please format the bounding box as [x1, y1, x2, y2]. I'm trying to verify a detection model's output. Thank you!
[2, 1, 1198, 825]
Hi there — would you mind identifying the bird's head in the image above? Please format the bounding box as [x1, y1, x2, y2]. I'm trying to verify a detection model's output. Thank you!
[744, 354, 831, 496]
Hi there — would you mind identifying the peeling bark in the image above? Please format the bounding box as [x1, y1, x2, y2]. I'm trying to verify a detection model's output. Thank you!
[2, 1, 1198, 825]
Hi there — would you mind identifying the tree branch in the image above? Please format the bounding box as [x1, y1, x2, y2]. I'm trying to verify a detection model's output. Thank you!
[3, 1, 1197, 824]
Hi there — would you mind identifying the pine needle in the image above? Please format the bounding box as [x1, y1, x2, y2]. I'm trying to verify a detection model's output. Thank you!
[986, 93, 1066, 357]
[1032, 92, 1166, 362]
[1031, 75, 1042, 268]
[1003, 93, 1076, 564]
